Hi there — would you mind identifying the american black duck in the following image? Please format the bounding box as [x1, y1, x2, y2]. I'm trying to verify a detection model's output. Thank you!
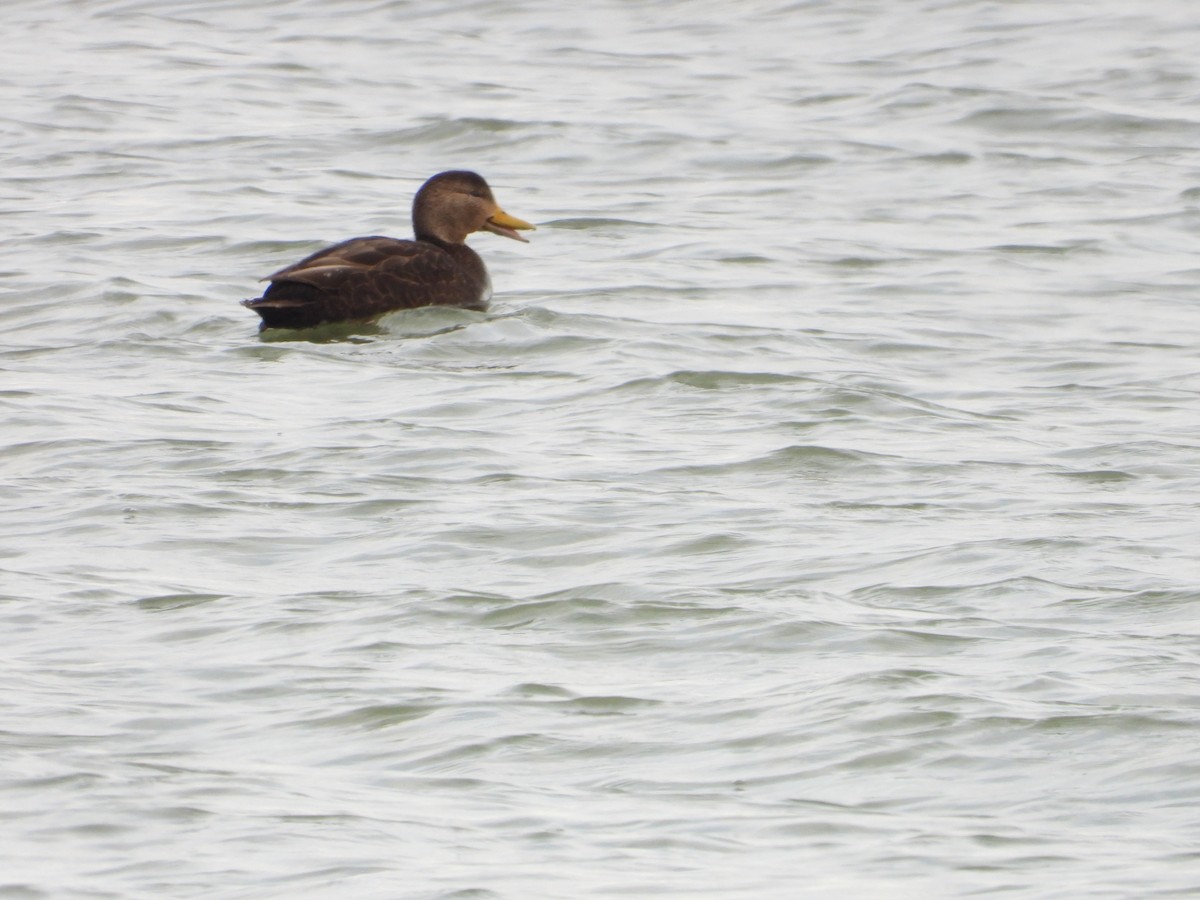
[243, 170, 534, 330]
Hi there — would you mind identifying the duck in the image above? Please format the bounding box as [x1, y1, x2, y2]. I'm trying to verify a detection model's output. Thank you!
[243, 170, 535, 330]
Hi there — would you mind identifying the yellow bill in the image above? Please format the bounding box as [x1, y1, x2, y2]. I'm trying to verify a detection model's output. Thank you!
[482, 209, 536, 243]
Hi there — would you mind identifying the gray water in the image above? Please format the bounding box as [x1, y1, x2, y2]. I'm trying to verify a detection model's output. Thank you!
[4, 1, 1200, 897]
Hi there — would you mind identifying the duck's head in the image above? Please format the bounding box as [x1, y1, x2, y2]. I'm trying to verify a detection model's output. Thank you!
[412, 170, 536, 245]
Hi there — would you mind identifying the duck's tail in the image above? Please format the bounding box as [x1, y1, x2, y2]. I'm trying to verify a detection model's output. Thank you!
[242, 282, 323, 330]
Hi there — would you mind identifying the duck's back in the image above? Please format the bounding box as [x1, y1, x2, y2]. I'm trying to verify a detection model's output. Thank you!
[244, 236, 491, 330]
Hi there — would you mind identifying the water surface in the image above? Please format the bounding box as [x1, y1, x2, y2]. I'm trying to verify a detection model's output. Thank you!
[4, 1, 1200, 897]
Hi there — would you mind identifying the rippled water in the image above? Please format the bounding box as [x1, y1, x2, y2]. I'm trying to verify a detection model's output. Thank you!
[5, 1, 1200, 897]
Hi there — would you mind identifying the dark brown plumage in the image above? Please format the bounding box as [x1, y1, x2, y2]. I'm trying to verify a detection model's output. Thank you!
[243, 171, 534, 331]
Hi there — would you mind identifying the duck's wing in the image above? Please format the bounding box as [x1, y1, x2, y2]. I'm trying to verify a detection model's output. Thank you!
[263, 236, 425, 282]
[245, 237, 487, 329]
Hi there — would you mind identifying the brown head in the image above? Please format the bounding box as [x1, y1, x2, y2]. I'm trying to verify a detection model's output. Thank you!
[411, 170, 535, 245]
